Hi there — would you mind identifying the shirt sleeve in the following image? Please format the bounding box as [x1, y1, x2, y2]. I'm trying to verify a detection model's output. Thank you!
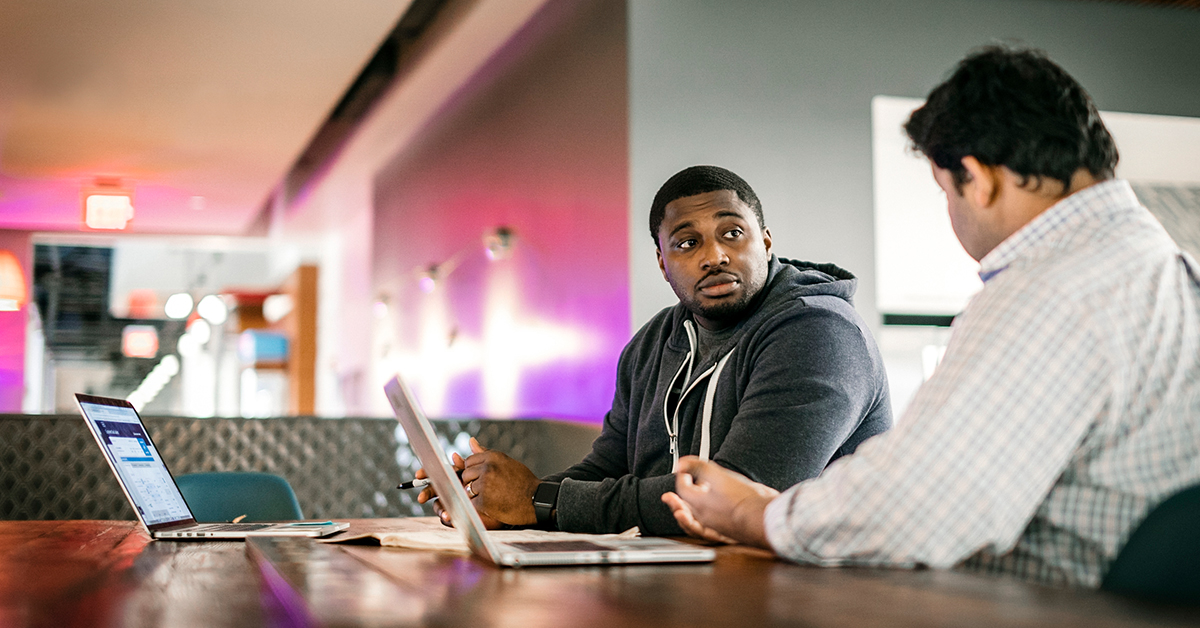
[764, 279, 1110, 568]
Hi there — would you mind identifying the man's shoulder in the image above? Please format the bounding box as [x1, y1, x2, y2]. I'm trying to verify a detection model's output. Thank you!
[752, 273, 869, 338]
[618, 304, 684, 360]
[989, 213, 1177, 310]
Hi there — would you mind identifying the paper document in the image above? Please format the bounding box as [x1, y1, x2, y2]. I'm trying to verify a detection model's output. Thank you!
[323, 516, 639, 553]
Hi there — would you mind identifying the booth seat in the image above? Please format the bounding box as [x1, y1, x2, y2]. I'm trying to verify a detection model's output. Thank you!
[0, 414, 599, 521]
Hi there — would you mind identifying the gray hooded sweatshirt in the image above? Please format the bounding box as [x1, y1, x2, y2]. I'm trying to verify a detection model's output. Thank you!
[546, 256, 892, 535]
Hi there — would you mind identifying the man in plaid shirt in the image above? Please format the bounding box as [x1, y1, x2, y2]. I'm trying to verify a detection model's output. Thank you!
[663, 46, 1200, 587]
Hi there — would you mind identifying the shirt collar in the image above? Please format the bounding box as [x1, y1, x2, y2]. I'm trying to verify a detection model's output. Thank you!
[976, 179, 1138, 283]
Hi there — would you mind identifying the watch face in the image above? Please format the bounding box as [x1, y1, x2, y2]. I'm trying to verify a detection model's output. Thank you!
[534, 482, 560, 506]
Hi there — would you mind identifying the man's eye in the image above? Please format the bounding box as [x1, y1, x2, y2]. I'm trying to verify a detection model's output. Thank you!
[725, 228, 743, 239]
[677, 239, 696, 250]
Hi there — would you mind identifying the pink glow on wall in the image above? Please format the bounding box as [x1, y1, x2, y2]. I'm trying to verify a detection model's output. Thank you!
[0, 231, 32, 411]
[372, 0, 628, 422]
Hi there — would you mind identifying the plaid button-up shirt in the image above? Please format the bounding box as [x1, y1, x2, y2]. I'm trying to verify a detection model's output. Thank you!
[763, 179, 1200, 587]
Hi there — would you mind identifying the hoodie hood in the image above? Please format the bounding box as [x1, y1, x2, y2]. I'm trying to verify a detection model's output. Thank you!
[728, 255, 858, 323]
[773, 256, 857, 301]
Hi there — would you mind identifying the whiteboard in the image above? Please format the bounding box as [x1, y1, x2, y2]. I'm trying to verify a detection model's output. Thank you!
[872, 95, 1200, 317]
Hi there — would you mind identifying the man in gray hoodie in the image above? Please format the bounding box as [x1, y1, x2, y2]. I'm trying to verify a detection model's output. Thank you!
[421, 165, 892, 535]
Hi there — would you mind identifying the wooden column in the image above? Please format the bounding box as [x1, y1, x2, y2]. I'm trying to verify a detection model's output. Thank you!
[283, 265, 318, 415]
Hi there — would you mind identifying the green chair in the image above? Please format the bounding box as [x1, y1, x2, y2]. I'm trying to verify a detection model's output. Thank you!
[1102, 484, 1200, 603]
[175, 472, 304, 523]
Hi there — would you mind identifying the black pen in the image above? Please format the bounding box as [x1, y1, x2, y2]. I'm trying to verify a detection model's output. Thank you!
[397, 468, 463, 490]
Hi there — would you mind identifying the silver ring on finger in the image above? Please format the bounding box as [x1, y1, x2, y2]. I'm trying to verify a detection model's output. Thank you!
[466, 482, 478, 498]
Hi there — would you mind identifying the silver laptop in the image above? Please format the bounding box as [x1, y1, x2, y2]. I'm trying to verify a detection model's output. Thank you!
[383, 375, 716, 567]
[76, 393, 348, 540]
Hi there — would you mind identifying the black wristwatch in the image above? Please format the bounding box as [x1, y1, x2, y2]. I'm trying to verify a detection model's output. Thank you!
[532, 481, 561, 528]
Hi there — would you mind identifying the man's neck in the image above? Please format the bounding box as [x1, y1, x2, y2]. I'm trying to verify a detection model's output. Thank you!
[693, 315, 736, 333]
[1013, 169, 1101, 227]
[988, 169, 1103, 257]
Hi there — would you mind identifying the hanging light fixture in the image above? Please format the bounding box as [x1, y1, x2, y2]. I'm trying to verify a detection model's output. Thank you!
[483, 226, 515, 261]
[0, 250, 27, 312]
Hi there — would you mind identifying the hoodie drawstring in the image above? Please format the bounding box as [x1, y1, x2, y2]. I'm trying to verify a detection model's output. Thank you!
[699, 349, 734, 463]
[666, 320, 734, 471]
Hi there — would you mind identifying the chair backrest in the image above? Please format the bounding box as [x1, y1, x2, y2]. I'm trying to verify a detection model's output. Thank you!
[1102, 483, 1200, 603]
[175, 472, 304, 523]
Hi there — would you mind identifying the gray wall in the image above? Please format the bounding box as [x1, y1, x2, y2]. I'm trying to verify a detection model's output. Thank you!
[628, 0, 1200, 330]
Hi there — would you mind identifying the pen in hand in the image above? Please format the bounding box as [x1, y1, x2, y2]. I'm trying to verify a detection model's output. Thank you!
[397, 468, 464, 490]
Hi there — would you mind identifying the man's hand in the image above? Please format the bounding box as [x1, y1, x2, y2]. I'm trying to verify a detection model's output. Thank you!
[414, 437, 540, 528]
[662, 456, 779, 549]
[460, 437, 540, 527]
[414, 444, 503, 529]
[660, 491, 739, 544]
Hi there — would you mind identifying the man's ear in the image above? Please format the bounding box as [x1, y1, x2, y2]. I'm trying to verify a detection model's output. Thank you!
[761, 227, 772, 254]
[656, 247, 669, 281]
[960, 156, 1000, 208]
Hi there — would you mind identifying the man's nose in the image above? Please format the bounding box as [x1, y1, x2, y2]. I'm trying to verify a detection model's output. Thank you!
[700, 241, 730, 269]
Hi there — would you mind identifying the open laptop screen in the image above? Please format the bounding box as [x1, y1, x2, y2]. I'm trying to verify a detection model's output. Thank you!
[78, 399, 192, 527]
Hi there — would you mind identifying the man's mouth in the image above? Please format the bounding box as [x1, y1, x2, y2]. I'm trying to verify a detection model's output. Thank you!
[696, 273, 739, 297]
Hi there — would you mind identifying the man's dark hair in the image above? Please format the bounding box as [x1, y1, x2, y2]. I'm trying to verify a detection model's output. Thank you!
[649, 165, 764, 247]
[904, 45, 1118, 193]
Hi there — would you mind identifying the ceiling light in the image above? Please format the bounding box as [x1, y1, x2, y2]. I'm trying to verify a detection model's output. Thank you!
[177, 333, 200, 358]
[483, 226, 515, 261]
[188, 318, 212, 345]
[164, 293, 194, 319]
[0, 250, 27, 312]
[84, 193, 135, 230]
[262, 293, 294, 323]
[373, 297, 389, 320]
[196, 294, 228, 325]
[126, 355, 180, 411]
[418, 266, 438, 293]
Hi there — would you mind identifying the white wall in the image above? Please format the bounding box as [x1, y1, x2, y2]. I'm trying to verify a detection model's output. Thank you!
[628, 0, 1200, 331]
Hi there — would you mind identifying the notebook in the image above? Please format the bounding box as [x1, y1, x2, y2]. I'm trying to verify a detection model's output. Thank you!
[76, 393, 348, 540]
[383, 375, 716, 567]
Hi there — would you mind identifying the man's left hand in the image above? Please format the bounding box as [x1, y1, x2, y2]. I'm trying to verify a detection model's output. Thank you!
[460, 437, 541, 527]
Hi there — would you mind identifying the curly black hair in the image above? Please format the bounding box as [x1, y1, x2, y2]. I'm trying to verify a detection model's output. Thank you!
[648, 165, 764, 247]
[904, 45, 1118, 193]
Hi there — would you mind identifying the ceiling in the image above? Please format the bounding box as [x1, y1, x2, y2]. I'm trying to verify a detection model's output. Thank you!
[0, 0, 411, 235]
[5, 0, 1191, 240]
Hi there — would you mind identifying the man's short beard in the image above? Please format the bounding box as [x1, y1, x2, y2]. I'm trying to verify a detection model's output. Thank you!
[683, 283, 762, 327]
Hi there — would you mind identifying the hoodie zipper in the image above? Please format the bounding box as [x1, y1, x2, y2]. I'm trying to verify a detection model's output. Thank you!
[663, 320, 735, 471]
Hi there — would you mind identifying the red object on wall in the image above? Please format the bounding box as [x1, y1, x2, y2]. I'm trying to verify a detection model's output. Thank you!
[0, 231, 31, 412]
[122, 325, 159, 358]
[126, 289, 160, 319]
[0, 250, 27, 311]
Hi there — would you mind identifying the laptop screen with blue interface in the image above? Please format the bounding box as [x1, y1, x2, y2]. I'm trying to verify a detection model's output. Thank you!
[79, 402, 191, 526]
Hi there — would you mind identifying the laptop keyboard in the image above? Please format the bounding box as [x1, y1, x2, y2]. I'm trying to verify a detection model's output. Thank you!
[508, 540, 610, 552]
[194, 523, 274, 532]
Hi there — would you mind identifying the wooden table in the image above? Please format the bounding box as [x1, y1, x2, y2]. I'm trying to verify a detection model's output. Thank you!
[3, 520, 1198, 627]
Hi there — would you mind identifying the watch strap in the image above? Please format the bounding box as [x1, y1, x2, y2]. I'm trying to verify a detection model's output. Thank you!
[532, 481, 561, 527]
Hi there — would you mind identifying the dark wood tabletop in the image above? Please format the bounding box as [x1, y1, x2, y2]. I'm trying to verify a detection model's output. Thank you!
[3, 519, 1198, 628]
